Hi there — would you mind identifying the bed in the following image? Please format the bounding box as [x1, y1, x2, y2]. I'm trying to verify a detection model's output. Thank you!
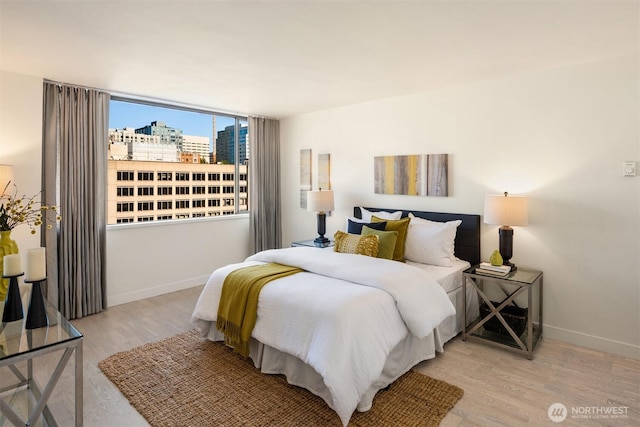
[192, 207, 480, 426]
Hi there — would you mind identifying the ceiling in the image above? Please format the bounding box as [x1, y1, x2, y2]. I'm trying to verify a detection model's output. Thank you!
[1, 1, 637, 118]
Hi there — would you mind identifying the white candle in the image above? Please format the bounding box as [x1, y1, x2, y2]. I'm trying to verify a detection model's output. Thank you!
[26, 248, 46, 281]
[3, 254, 23, 277]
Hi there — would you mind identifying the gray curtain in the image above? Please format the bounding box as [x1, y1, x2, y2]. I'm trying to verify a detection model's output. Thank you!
[42, 82, 108, 319]
[248, 117, 281, 253]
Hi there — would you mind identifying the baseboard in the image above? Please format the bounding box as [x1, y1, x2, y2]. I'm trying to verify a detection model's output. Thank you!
[107, 275, 209, 307]
[544, 324, 640, 360]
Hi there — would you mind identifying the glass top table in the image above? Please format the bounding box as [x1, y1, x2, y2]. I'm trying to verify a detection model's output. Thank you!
[0, 303, 82, 361]
[0, 293, 83, 426]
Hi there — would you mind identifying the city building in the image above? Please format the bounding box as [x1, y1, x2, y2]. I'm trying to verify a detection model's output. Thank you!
[135, 120, 183, 145]
[109, 127, 160, 145]
[107, 160, 248, 224]
[181, 134, 210, 160]
[129, 141, 178, 162]
[215, 124, 248, 164]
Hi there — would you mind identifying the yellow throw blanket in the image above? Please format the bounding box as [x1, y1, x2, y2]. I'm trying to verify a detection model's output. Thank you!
[216, 263, 303, 357]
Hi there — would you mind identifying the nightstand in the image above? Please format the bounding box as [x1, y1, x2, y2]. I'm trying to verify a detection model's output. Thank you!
[463, 265, 543, 359]
[291, 239, 334, 248]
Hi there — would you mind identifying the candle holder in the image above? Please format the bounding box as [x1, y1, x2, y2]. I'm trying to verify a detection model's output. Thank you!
[2, 273, 24, 323]
[25, 279, 48, 329]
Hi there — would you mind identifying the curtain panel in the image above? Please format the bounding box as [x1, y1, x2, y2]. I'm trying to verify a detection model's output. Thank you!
[248, 117, 281, 253]
[42, 82, 108, 319]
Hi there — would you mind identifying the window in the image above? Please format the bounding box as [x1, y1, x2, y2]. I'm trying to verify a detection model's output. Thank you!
[108, 99, 248, 225]
[117, 202, 134, 212]
[117, 217, 134, 223]
[117, 171, 134, 181]
[138, 186, 154, 196]
[158, 186, 172, 195]
[117, 187, 134, 197]
[157, 201, 173, 210]
[138, 171, 154, 181]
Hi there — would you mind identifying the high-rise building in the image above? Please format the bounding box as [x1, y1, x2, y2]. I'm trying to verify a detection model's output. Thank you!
[181, 134, 210, 160]
[136, 121, 183, 145]
[215, 125, 248, 164]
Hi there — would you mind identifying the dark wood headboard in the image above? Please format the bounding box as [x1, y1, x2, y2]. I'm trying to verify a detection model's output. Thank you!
[354, 207, 481, 266]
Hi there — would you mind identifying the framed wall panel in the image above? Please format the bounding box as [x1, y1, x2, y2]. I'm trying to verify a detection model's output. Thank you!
[318, 153, 331, 191]
[374, 154, 448, 196]
[300, 149, 312, 208]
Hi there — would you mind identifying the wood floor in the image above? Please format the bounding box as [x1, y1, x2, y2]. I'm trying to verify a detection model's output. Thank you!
[3, 286, 638, 426]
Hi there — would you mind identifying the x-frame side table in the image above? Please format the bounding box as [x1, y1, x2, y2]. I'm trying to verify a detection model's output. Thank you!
[0, 301, 83, 426]
[463, 266, 543, 360]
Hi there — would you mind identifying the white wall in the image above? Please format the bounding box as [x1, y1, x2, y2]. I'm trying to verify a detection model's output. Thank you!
[0, 71, 44, 250]
[280, 56, 640, 359]
[106, 215, 249, 306]
[0, 70, 252, 308]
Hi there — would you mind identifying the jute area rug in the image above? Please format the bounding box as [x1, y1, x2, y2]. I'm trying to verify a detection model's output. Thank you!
[99, 330, 463, 427]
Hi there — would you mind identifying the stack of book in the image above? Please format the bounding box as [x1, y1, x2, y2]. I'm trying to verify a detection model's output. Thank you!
[476, 262, 512, 277]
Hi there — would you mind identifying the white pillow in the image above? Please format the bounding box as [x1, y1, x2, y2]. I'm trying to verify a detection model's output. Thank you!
[359, 207, 402, 222]
[404, 214, 462, 267]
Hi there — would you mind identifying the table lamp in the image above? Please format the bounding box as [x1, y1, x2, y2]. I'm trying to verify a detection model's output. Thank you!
[484, 192, 528, 271]
[307, 189, 334, 246]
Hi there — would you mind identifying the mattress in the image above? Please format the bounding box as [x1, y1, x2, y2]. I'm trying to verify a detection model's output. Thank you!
[406, 257, 470, 293]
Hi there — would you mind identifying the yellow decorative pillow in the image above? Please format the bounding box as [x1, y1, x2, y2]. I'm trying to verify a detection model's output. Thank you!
[372, 216, 410, 261]
[333, 231, 379, 257]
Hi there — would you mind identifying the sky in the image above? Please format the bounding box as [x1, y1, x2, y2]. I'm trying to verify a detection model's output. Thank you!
[109, 100, 239, 149]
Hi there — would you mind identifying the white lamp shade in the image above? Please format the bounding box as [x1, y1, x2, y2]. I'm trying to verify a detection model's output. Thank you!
[484, 193, 528, 226]
[0, 165, 14, 196]
[307, 190, 334, 212]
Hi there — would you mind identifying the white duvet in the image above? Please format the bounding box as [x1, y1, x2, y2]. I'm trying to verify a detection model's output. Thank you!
[192, 247, 455, 426]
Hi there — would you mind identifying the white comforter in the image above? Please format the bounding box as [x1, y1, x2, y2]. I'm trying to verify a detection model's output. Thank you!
[192, 247, 455, 426]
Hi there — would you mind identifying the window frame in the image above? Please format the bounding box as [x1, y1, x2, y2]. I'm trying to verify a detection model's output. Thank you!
[108, 96, 249, 227]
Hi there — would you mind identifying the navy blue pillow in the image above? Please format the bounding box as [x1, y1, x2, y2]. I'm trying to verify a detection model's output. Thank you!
[347, 219, 387, 234]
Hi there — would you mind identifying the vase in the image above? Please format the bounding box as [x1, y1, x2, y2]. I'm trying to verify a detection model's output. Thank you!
[0, 230, 19, 302]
